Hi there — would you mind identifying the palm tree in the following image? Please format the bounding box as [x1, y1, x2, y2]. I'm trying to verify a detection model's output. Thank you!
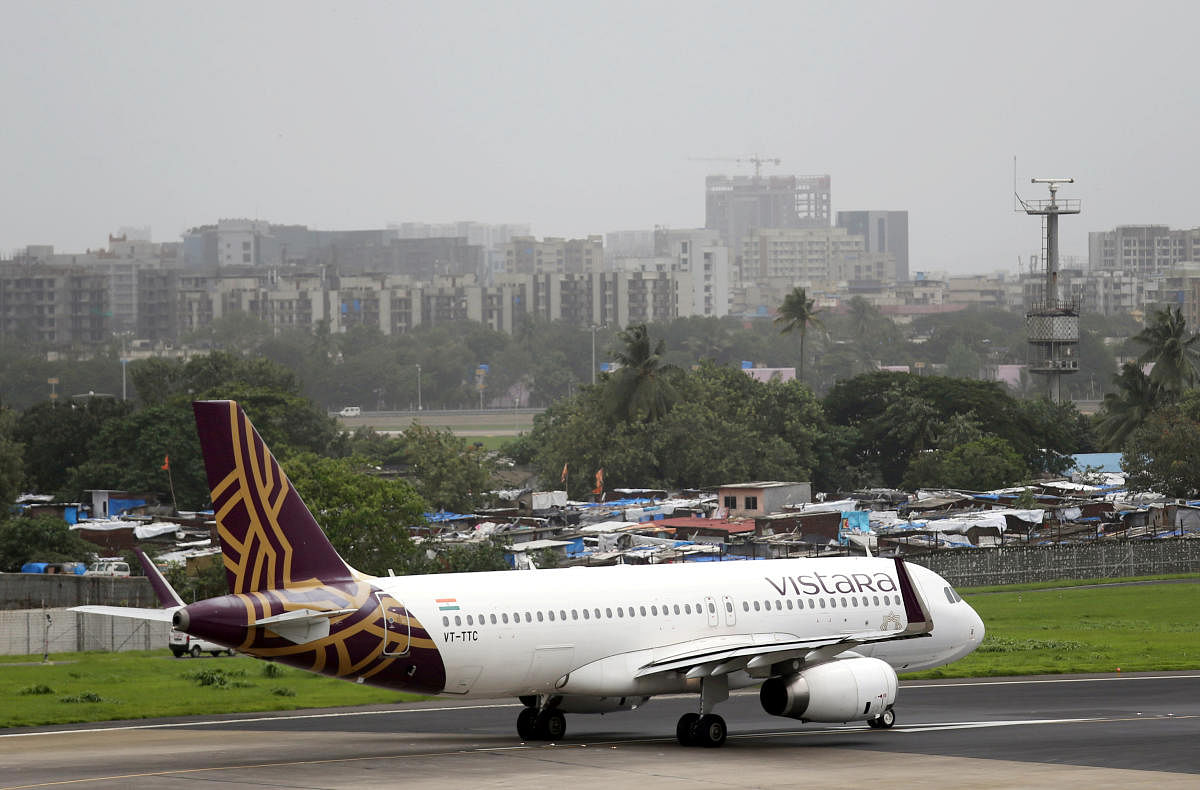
[774, 287, 825, 383]
[606, 324, 679, 423]
[1095, 362, 1162, 450]
[1133, 306, 1200, 395]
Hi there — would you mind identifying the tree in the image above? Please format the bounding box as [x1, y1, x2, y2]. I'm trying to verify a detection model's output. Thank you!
[1095, 362, 1163, 450]
[282, 453, 427, 576]
[774, 287, 825, 383]
[399, 424, 495, 513]
[1121, 394, 1200, 498]
[903, 436, 1029, 491]
[1133, 306, 1200, 396]
[0, 515, 99, 572]
[606, 324, 680, 423]
[0, 408, 24, 506]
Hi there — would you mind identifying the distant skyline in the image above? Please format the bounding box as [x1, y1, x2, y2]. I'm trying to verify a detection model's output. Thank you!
[3, 1, 1198, 273]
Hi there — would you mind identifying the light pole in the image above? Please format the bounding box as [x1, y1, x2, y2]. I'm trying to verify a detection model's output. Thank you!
[590, 325, 598, 385]
[120, 358, 128, 401]
[415, 364, 422, 411]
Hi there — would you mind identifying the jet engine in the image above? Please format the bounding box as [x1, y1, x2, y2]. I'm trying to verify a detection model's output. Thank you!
[759, 656, 897, 722]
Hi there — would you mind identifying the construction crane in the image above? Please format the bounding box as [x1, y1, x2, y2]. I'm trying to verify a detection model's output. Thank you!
[688, 154, 782, 178]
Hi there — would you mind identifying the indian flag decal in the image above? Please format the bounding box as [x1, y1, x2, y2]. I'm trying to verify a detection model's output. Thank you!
[436, 598, 460, 611]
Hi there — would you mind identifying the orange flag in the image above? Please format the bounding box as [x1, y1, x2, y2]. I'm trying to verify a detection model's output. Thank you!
[161, 454, 170, 471]
[560, 463, 568, 483]
[592, 468, 604, 495]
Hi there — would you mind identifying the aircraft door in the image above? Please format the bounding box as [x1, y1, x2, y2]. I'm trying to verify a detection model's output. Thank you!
[703, 596, 719, 628]
[722, 595, 736, 627]
[374, 592, 411, 656]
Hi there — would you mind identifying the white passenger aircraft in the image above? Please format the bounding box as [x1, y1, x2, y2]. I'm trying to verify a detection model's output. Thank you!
[76, 400, 984, 747]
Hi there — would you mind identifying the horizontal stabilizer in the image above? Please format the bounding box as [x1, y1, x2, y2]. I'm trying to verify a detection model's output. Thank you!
[70, 605, 179, 623]
[253, 608, 357, 644]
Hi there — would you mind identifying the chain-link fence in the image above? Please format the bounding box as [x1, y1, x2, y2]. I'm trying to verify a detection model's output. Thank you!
[914, 538, 1200, 588]
[0, 609, 171, 656]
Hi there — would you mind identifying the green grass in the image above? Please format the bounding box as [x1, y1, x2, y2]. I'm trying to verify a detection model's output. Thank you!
[3, 576, 1196, 727]
[903, 575, 1200, 679]
[0, 652, 428, 728]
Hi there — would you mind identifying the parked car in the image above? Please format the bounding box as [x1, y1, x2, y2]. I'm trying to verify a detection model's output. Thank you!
[84, 559, 130, 576]
[170, 630, 234, 658]
[338, 405, 362, 417]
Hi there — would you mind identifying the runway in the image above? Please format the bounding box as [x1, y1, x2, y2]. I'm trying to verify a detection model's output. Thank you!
[3, 672, 1198, 789]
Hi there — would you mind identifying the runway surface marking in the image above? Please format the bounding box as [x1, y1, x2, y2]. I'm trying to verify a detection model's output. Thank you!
[3, 714, 1194, 790]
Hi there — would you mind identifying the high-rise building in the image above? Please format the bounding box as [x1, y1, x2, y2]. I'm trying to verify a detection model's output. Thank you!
[704, 174, 831, 260]
[836, 211, 909, 282]
[1088, 225, 1200, 276]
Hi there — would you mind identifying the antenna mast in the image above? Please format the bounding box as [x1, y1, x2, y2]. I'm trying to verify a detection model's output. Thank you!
[1018, 177, 1081, 403]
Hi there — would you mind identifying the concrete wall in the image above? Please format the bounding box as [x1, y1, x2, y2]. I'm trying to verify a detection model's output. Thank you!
[912, 539, 1200, 588]
[0, 573, 158, 610]
[0, 608, 171, 656]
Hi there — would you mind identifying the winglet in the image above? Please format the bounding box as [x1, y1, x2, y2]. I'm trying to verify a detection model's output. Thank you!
[135, 547, 185, 608]
[894, 558, 933, 635]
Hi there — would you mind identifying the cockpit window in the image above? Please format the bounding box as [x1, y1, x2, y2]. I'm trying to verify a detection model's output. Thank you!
[943, 586, 963, 603]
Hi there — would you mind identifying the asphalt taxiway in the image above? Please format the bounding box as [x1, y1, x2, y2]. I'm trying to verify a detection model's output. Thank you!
[2, 672, 1197, 789]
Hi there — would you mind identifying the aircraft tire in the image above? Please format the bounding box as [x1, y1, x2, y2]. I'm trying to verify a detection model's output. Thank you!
[695, 714, 727, 748]
[536, 709, 566, 741]
[516, 707, 538, 740]
[676, 713, 700, 746]
[868, 707, 896, 729]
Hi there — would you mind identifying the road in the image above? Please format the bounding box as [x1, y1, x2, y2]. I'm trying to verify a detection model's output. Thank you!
[2, 672, 1197, 788]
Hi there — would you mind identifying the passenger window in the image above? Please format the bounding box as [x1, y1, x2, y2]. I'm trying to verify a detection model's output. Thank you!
[572, 609, 578, 620]
[742, 601, 749, 612]
[786, 599, 793, 610]
[725, 601, 733, 613]
[830, 599, 837, 608]
[467, 615, 474, 625]
[775, 600, 782, 611]
[442, 616, 449, 626]
[606, 608, 613, 618]
[674, 604, 681, 615]
[582, 609, 589, 620]
[524, 612, 532, 623]
[595, 608, 601, 619]
[548, 611, 555, 621]
[455, 615, 462, 626]
[640, 606, 647, 616]
[502, 613, 509, 624]
[708, 602, 716, 614]
[490, 614, 497, 624]
[753, 600, 761, 611]
[873, 595, 880, 606]
[560, 609, 567, 620]
[617, 607, 624, 617]
[651, 605, 658, 616]
[841, 597, 848, 607]
[537, 611, 544, 622]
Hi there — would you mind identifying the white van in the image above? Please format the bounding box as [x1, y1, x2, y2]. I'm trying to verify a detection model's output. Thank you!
[338, 406, 361, 417]
[84, 560, 130, 577]
[170, 630, 234, 658]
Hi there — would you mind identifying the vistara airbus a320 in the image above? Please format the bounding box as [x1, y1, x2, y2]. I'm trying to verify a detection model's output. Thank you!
[77, 400, 984, 747]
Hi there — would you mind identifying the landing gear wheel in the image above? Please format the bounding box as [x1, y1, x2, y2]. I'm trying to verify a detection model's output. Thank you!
[535, 709, 566, 740]
[694, 714, 727, 748]
[868, 707, 896, 729]
[516, 707, 538, 740]
[190, 644, 202, 658]
[676, 712, 700, 746]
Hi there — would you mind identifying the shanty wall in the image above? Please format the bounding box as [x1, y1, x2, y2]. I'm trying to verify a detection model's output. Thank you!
[0, 573, 158, 611]
[914, 538, 1200, 587]
[0, 608, 170, 656]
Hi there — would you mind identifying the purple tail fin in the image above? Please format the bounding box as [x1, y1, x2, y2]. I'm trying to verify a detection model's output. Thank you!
[193, 400, 352, 594]
[135, 547, 184, 608]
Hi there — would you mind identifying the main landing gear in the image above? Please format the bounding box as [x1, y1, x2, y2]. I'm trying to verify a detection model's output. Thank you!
[675, 712, 727, 747]
[676, 673, 729, 747]
[516, 698, 567, 741]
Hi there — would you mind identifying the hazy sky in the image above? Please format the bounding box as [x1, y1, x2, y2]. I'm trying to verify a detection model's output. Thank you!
[3, 1, 1197, 273]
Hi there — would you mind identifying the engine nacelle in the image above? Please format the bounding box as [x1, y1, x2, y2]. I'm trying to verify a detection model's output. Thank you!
[759, 656, 897, 723]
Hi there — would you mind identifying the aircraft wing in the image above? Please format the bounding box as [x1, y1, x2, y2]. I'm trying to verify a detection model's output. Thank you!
[70, 605, 179, 623]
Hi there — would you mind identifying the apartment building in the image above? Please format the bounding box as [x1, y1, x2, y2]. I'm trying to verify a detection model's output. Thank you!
[1088, 225, 1200, 276]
